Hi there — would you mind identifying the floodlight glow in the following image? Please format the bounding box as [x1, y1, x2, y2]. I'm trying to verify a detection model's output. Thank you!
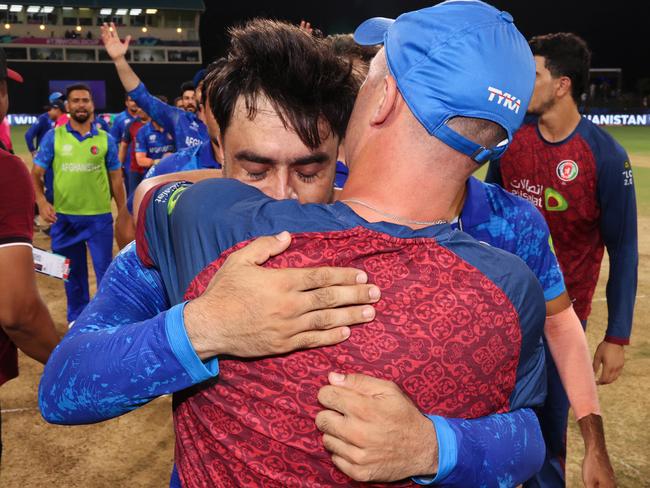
[27, 6, 41, 13]
[129, 9, 142, 15]
[3, 23, 9, 29]
[176, 27, 182, 33]
[62, 6, 73, 10]
[75, 25, 81, 31]
[141, 26, 147, 33]
[0, 5, 8, 10]
[114, 8, 127, 15]
[100, 8, 112, 15]
[41, 5, 53, 13]
[145, 9, 157, 14]
[9, 5, 24, 12]
[39, 24, 45, 30]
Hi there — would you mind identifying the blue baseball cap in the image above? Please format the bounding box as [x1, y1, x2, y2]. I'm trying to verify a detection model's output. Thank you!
[354, 0, 535, 164]
[49, 91, 63, 103]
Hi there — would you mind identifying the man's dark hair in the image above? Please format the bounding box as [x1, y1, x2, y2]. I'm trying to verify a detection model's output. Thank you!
[156, 94, 168, 104]
[529, 33, 591, 104]
[207, 19, 361, 149]
[326, 33, 380, 65]
[201, 57, 228, 107]
[66, 83, 92, 99]
[180, 81, 195, 95]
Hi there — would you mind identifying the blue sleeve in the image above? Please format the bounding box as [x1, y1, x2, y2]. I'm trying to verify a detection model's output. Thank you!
[484, 159, 503, 186]
[128, 83, 181, 137]
[135, 125, 147, 153]
[122, 121, 132, 144]
[38, 243, 219, 425]
[413, 409, 544, 486]
[25, 116, 46, 152]
[97, 116, 111, 132]
[109, 113, 123, 141]
[33, 129, 55, 170]
[596, 142, 638, 344]
[105, 133, 121, 171]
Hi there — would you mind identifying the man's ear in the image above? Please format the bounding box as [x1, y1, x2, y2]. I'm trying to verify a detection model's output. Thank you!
[370, 75, 398, 126]
[215, 131, 225, 163]
[556, 76, 573, 99]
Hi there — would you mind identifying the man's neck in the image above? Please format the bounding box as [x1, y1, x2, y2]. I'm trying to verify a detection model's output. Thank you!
[69, 119, 92, 135]
[537, 98, 582, 143]
[340, 142, 470, 229]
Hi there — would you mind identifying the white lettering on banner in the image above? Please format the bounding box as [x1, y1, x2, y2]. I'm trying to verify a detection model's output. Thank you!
[6, 114, 38, 125]
[585, 114, 649, 126]
[487, 87, 521, 114]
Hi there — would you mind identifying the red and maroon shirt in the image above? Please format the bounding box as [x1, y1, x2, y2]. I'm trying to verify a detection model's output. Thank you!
[487, 117, 637, 344]
[0, 149, 34, 386]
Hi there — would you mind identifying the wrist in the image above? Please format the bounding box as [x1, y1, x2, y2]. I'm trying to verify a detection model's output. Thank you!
[183, 298, 226, 360]
[578, 414, 608, 452]
[413, 414, 439, 476]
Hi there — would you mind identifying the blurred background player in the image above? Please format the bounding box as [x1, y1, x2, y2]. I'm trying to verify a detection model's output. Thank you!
[487, 32, 637, 488]
[102, 23, 208, 151]
[0, 47, 59, 460]
[134, 106, 176, 171]
[109, 94, 139, 195]
[31, 83, 126, 325]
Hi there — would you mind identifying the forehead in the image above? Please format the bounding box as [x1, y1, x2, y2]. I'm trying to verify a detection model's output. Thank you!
[224, 96, 337, 159]
[68, 89, 91, 99]
[182, 89, 195, 97]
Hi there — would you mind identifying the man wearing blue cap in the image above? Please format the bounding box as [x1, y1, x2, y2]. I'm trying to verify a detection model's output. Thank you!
[101, 22, 208, 151]
[133, 2, 554, 485]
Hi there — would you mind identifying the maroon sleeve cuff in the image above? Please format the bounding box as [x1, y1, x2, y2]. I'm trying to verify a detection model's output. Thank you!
[135, 184, 165, 268]
[604, 335, 630, 346]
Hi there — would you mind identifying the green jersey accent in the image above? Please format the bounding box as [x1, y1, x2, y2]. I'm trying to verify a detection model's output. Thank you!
[544, 187, 569, 212]
[52, 126, 112, 215]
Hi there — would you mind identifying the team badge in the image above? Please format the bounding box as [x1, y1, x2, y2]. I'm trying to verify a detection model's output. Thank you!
[90, 145, 99, 155]
[556, 160, 578, 182]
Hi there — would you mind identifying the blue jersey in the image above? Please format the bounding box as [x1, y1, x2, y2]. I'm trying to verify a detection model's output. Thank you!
[110, 110, 137, 169]
[456, 177, 565, 302]
[25, 112, 54, 153]
[136, 179, 546, 486]
[93, 116, 111, 133]
[145, 140, 221, 179]
[334, 161, 348, 190]
[135, 122, 175, 161]
[129, 83, 208, 151]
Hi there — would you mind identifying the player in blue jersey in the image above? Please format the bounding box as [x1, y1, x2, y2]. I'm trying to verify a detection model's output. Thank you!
[134, 120, 175, 170]
[41, 9, 549, 486]
[26, 96, 65, 206]
[109, 94, 139, 194]
[101, 23, 208, 151]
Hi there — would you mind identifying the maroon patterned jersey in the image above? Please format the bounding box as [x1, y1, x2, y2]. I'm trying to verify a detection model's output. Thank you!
[493, 118, 637, 335]
[175, 229, 523, 487]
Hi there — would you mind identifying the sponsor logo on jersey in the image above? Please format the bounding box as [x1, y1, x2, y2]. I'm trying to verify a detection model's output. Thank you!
[556, 160, 578, 182]
[90, 145, 99, 155]
[149, 134, 157, 142]
[62, 144, 74, 156]
[487, 86, 521, 114]
[544, 187, 569, 212]
[509, 178, 543, 208]
[167, 186, 189, 215]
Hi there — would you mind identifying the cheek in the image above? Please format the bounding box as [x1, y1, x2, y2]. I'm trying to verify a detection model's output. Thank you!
[295, 178, 333, 204]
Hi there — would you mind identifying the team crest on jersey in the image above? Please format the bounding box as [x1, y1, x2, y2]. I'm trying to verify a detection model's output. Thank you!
[556, 160, 578, 182]
[90, 145, 99, 155]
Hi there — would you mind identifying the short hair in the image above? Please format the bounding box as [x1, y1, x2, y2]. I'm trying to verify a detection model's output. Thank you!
[327, 33, 379, 65]
[173, 96, 182, 105]
[66, 83, 92, 99]
[447, 116, 507, 149]
[529, 33, 591, 103]
[180, 81, 195, 95]
[207, 19, 361, 149]
[201, 57, 228, 107]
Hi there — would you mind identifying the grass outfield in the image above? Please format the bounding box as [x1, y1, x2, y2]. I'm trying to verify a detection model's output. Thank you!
[5, 123, 650, 486]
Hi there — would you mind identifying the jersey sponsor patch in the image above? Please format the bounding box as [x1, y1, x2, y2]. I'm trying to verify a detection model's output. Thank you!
[167, 186, 188, 215]
[544, 187, 569, 212]
[556, 160, 579, 182]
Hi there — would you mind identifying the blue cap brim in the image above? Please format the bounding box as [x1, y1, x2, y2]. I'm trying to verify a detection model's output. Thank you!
[354, 17, 394, 46]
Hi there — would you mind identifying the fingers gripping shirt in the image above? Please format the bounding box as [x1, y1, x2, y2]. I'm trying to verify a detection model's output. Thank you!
[136, 179, 547, 487]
